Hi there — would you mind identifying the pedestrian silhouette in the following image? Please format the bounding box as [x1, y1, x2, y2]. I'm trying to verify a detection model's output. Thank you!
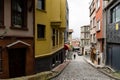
[73, 54, 76, 59]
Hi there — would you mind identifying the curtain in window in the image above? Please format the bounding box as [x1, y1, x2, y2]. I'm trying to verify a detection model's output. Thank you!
[12, 0, 27, 28]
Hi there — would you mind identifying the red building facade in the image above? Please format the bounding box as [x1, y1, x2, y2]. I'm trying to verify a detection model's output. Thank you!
[95, 0, 104, 53]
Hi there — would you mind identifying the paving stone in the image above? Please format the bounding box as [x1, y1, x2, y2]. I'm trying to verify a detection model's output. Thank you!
[51, 53, 115, 80]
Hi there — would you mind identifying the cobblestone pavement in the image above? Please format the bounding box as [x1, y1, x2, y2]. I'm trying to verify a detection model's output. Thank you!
[51, 52, 115, 80]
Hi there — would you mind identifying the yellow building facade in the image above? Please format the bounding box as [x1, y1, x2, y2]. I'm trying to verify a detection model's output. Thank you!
[35, 0, 67, 72]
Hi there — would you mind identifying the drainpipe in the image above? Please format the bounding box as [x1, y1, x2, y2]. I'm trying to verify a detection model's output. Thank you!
[103, 4, 107, 65]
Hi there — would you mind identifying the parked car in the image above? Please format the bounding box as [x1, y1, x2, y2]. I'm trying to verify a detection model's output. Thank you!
[77, 51, 82, 56]
[73, 47, 80, 52]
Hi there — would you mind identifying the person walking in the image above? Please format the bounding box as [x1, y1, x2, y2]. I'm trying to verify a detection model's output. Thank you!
[73, 54, 76, 59]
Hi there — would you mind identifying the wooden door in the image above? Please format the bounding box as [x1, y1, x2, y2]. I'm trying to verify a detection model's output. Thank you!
[8, 48, 26, 78]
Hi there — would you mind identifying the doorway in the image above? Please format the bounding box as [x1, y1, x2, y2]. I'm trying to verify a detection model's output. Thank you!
[8, 48, 26, 78]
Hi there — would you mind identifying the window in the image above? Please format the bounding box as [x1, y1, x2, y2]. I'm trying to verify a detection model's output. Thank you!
[90, 34, 92, 42]
[37, 0, 45, 10]
[111, 4, 120, 23]
[52, 28, 59, 47]
[90, 20, 92, 29]
[37, 24, 45, 39]
[52, 29, 55, 46]
[11, 0, 27, 29]
[93, 34, 96, 42]
[96, 0, 100, 9]
[86, 33, 88, 38]
[0, 0, 4, 27]
[59, 31, 62, 44]
[86, 27, 88, 31]
[93, 17, 95, 27]
[0, 47, 2, 72]
[84, 40, 86, 46]
[85, 33, 86, 39]
[86, 40, 88, 45]
[97, 20, 100, 31]
[56, 30, 58, 45]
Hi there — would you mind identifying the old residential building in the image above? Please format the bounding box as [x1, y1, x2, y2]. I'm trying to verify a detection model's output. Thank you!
[68, 29, 73, 44]
[64, 2, 69, 42]
[103, 0, 120, 71]
[89, 0, 97, 45]
[35, 0, 67, 73]
[80, 25, 90, 55]
[89, 0, 104, 65]
[71, 38, 80, 48]
[95, 0, 104, 65]
[0, 0, 34, 78]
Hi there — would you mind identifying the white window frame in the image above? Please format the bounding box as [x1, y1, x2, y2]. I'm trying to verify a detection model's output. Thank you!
[96, 0, 100, 10]
[37, 0, 45, 10]
[111, 4, 120, 23]
[97, 20, 101, 31]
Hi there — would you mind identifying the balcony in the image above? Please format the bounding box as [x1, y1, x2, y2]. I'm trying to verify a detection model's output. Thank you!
[51, 21, 61, 28]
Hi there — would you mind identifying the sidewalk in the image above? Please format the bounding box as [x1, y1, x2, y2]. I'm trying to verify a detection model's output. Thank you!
[83, 55, 104, 68]
[48, 60, 71, 79]
[1, 60, 70, 80]
[83, 55, 120, 80]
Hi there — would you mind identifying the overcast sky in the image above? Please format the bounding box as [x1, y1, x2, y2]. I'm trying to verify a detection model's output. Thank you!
[67, 0, 90, 39]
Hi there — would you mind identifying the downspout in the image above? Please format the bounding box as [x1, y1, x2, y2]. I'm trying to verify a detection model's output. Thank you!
[103, 5, 107, 65]
[33, 0, 35, 74]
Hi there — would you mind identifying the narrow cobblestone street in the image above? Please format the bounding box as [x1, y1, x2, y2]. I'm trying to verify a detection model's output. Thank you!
[51, 52, 115, 80]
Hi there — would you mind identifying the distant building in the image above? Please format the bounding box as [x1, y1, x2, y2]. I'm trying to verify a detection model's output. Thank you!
[71, 38, 80, 51]
[71, 39, 80, 48]
[68, 29, 73, 44]
[80, 25, 90, 55]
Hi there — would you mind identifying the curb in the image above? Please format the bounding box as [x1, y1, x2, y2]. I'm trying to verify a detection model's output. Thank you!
[48, 60, 71, 79]
[2, 71, 53, 80]
[83, 57, 104, 69]
[83, 57, 120, 80]
[98, 69, 120, 80]
[1, 61, 70, 80]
